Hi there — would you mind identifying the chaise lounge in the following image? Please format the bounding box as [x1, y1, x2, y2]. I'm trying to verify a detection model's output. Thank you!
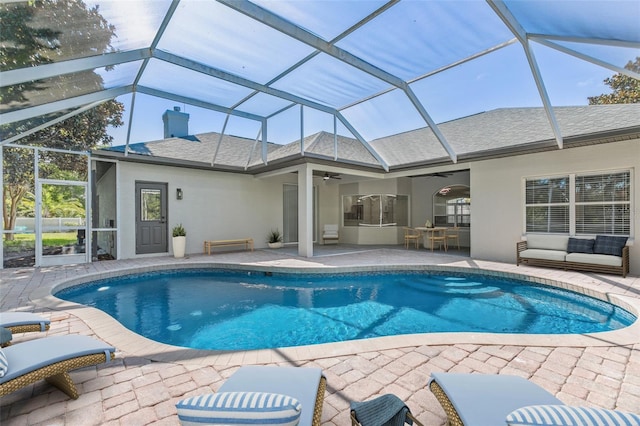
[429, 372, 639, 426]
[176, 366, 326, 426]
[0, 312, 50, 334]
[0, 312, 51, 347]
[0, 334, 116, 399]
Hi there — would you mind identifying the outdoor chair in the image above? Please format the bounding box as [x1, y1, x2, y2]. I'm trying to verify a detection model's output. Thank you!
[0, 312, 50, 347]
[351, 394, 424, 426]
[445, 227, 460, 250]
[429, 372, 639, 426]
[322, 224, 339, 244]
[403, 227, 421, 249]
[0, 334, 116, 399]
[176, 366, 326, 426]
[426, 228, 447, 252]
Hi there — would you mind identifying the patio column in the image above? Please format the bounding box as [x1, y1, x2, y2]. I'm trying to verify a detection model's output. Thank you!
[297, 165, 313, 258]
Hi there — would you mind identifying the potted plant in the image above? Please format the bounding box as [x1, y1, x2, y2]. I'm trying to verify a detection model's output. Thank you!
[172, 224, 186, 258]
[267, 228, 283, 249]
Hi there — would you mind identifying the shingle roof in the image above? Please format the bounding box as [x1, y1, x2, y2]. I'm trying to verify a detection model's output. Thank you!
[98, 104, 640, 172]
[371, 105, 640, 167]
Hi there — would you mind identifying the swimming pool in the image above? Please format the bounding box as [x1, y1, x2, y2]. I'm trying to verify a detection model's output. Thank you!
[54, 268, 636, 351]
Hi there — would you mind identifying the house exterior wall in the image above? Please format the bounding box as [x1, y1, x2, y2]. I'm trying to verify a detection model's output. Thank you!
[117, 162, 295, 258]
[114, 138, 638, 276]
[469, 138, 639, 276]
[317, 180, 340, 243]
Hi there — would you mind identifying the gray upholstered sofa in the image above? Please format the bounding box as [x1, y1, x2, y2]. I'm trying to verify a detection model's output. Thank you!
[516, 234, 629, 277]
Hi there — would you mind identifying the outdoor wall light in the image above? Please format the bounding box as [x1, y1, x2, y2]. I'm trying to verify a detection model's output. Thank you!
[176, 188, 183, 200]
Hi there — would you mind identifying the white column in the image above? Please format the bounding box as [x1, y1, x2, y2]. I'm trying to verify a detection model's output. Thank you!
[297, 164, 313, 258]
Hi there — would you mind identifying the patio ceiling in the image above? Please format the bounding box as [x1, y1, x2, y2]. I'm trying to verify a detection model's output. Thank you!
[1, 0, 639, 171]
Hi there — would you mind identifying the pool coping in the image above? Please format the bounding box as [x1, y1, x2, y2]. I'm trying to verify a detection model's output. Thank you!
[31, 260, 640, 367]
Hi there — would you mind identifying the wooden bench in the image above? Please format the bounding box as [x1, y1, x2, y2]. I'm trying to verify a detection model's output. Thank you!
[204, 238, 254, 255]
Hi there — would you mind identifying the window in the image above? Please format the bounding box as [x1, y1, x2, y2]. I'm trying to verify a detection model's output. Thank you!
[343, 194, 408, 227]
[525, 171, 631, 236]
[575, 171, 630, 235]
[525, 177, 569, 233]
[433, 185, 470, 227]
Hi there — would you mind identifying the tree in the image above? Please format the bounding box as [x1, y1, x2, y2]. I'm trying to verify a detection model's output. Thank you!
[1, 0, 124, 238]
[588, 57, 640, 104]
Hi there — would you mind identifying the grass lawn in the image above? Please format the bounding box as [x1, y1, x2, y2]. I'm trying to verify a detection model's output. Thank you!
[4, 232, 77, 253]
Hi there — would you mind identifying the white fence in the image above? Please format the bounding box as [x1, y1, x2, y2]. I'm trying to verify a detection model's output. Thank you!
[11, 217, 86, 233]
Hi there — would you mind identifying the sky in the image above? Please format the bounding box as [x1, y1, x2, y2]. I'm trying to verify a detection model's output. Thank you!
[85, 0, 638, 148]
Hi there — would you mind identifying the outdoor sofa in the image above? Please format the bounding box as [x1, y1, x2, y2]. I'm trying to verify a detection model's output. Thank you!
[516, 234, 629, 277]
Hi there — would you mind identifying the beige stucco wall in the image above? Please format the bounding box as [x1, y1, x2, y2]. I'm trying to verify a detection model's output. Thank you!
[117, 162, 296, 258]
[113, 138, 638, 276]
[469, 138, 639, 276]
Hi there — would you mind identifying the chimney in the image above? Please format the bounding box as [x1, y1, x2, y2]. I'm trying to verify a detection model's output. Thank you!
[162, 106, 190, 138]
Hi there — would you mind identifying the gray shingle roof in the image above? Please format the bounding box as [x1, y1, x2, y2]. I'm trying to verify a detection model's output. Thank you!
[98, 104, 640, 171]
[371, 105, 640, 167]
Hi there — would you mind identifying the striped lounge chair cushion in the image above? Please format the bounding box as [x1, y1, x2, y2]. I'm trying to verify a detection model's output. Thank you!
[176, 392, 301, 425]
[506, 405, 640, 425]
[0, 348, 7, 377]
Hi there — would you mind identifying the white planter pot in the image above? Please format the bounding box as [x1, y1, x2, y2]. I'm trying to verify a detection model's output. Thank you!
[172, 236, 186, 258]
[268, 242, 283, 249]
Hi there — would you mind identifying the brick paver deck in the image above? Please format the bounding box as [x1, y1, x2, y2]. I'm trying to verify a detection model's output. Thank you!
[1, 247, 638, 425]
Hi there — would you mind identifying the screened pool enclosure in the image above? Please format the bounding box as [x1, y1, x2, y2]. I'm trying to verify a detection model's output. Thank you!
[1, 0, 639, 266]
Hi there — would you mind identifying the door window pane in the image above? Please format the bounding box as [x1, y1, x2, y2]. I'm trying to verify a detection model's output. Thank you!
[141, 189, 161, 221]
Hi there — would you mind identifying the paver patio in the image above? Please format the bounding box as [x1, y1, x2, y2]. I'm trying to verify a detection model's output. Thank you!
[1, 246, 638, 425]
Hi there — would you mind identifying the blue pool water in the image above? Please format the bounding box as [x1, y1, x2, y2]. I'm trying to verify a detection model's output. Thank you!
[55, 269, 636, 351]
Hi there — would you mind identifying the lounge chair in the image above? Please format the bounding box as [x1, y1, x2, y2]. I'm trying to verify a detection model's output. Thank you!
[176, 366, 326, 426]
[0, 311, 50, 334]
[351, 394, 424, 426]
[0, 312, 51, 347]
[429, 372, 639, 426]
[0, 334, 115, 399]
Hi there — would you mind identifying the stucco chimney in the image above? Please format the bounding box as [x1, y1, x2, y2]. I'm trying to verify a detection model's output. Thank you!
[162, 106, 190, 138]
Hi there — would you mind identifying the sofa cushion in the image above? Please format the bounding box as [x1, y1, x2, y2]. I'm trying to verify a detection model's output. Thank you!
[567, 238, 595, 254]
[565, 253, 622, 267]
[176, 392, 301, 426]
[593, 235, 628, 257]
[506, 404, 640, 425]
[519, 249, 567, 262]
[525, 235, 568, 251]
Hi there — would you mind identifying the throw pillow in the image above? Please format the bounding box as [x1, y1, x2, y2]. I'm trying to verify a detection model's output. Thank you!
[566, 238, 595, 254]
[506, 404, 640, 426]
[176, 392, 301, 426]
[0, 326, 11, 346]
[0, 347, 8, 378]
[593, 235, 628, 257]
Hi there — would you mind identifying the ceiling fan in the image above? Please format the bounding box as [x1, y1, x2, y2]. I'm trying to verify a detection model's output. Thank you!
[323, 172, 341, 180]
[313, 171, 342, 180]
[425, 172, 453, 178]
